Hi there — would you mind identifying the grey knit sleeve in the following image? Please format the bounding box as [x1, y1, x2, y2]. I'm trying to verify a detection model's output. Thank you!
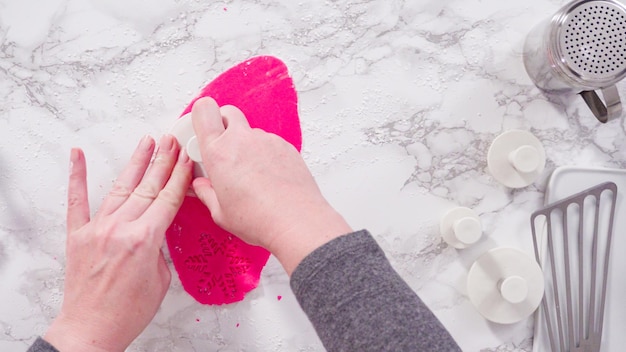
[27, 337, 59, 352]
[290, 230, 461, 352]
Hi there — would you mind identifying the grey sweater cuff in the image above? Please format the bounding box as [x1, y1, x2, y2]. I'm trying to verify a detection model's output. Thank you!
[27, 337, 59, 352]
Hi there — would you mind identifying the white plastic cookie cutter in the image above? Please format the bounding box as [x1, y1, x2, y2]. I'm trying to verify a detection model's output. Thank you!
[169, 113, 208, 178]
[467, 247, 545, 324]
[487, 130, 546, 188]
[440, 207, 482, 249]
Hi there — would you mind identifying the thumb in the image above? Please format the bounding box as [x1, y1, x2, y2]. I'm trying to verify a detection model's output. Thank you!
[192, 177, 221, 217]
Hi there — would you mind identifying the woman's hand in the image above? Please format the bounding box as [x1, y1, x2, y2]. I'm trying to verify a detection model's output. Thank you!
[44, 135, 192, 352]
[190, 97, 352, 275]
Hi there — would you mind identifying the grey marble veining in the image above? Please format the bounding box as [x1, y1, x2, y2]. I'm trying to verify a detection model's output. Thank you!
[1, 0, 626, 351]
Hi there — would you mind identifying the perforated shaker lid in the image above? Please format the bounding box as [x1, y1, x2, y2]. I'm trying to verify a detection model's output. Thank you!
[555, 0, 626, 85]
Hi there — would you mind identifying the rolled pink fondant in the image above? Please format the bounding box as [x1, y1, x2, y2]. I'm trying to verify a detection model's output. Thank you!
[166, 56, 302, 305]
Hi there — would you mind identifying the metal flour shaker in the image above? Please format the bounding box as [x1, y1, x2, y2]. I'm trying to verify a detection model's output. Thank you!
[523, 0, 626, 123]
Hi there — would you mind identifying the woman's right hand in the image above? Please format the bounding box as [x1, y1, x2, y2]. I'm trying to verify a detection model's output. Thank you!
[190, 97, 352, 275]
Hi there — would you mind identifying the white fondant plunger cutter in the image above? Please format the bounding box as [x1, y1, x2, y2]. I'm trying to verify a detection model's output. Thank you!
[440, 207, 482, 249]
[169, 113, 208, 178]
[499, 275, 528, 304]
[186, 136, 203, 163]
[487, 130, 546, 188]
[467, 247, 545, 324]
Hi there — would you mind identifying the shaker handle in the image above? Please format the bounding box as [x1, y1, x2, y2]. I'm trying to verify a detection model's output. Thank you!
[579, 86, 622, 123]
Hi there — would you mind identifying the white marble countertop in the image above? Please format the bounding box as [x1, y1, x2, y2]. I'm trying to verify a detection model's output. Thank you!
[2, 0, 626, 351]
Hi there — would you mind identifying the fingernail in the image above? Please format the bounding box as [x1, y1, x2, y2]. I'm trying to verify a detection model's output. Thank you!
[69, 148, 79, 171]
[160, 134, 176, 151]
[179, 147, 190, 163]
[138, 135, 153, 151]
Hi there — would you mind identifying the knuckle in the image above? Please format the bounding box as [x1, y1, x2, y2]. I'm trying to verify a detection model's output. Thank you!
[126, 233, 147, 252]
[133, 182, 160, 200]
[221, 104, 237, 111]
[267, 131, 286, 144]
[157, 188, 181, 208]
[109, 182, 131, 197]
[69, 172, 84, 182]
[100, 220, 117, 236]
[251, 128, 265, 137]
[173, 159, 193, 176]
[89, 219, 152, 252]
[130, 152, 148, 166]
[152, 153, 172, 165]
[67, 192, 84, 208]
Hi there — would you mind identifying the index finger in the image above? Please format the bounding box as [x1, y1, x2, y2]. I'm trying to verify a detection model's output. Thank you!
[142, 148, 193, 245]
[191, 97, 225, 146]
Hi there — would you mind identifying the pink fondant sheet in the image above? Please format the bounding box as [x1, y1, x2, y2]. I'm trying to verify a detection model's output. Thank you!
[165, 56, 301, 305]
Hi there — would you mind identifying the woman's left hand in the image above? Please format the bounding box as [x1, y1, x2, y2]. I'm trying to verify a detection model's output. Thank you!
[44, 135, 192, 352]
